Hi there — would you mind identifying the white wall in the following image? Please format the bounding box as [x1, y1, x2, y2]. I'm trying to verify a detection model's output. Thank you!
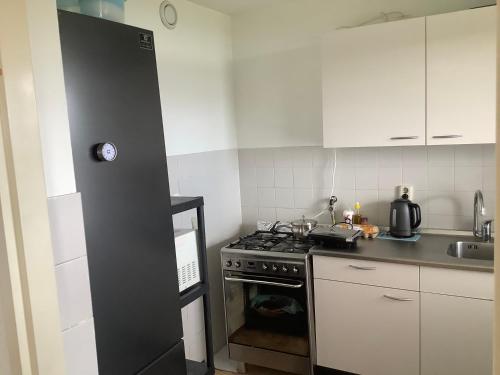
[125, 0, 237, 156]
[232, 0, 495, 148]
[169, 149, 242, 352]
[27, 0, 76, 198]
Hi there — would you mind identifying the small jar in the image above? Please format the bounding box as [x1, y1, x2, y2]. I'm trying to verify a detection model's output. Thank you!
[343, 209, 354, 225]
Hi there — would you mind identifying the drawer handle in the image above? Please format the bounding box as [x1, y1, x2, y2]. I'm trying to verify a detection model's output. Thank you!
[389, 136, 418, 140]
[432, 135, 463, 139]
[349, 265, 376, 271]
[383, 294, 413, 302]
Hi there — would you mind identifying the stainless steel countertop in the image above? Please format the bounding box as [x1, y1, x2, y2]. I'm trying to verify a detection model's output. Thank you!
[310, 233, 494, 272]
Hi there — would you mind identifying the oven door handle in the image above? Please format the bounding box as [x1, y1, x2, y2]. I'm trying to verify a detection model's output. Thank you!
[224, 275, 304, 289]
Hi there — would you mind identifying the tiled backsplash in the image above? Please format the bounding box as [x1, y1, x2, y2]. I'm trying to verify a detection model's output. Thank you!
[239, 145, 496, 231]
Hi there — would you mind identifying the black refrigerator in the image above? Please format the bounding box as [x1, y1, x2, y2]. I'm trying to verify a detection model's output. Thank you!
[58, 11, 186, 375]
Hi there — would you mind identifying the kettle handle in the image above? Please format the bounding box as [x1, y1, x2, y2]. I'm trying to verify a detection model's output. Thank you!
[409, 203, 421, 229]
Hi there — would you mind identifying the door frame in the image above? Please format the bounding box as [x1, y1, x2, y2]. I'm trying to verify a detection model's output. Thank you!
[0, 1, 66, 374]
[0, 65, 24, 375]
[496, 6, 500, 375]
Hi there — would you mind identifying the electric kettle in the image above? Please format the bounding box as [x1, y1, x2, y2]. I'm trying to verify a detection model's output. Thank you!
[389, 198, 421, 238]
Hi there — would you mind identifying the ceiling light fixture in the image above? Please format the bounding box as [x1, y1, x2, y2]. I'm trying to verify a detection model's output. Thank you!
[160, 1, 178, 29]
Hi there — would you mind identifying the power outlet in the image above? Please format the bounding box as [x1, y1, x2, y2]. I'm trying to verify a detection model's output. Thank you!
[397, 185, 414, 201]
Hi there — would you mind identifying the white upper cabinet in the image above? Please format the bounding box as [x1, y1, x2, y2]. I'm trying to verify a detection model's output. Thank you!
[322, 17, 426, 148]
[322, 6, 496, 148]
[427, 6, 496, 145]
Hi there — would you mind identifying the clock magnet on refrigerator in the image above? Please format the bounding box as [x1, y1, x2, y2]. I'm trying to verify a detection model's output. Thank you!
[96, 142, 118, 161]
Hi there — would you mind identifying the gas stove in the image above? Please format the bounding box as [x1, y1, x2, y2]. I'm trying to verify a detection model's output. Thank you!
[222, 231, 315, 279]
[227, 231, 315, 254]
[221, 230, 316, 374]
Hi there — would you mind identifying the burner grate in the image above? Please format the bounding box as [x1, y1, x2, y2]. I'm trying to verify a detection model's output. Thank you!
[271, 239, 315, 254]
[227, 232, 314, 253]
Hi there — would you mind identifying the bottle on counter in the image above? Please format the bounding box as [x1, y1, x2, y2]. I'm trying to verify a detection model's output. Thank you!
[353, 202, 362, 224]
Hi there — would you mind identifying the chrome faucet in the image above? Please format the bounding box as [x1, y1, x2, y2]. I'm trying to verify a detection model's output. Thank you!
[473, 190, 494, 242]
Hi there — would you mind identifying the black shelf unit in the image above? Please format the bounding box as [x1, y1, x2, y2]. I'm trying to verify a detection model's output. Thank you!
[171, 196, 215, 375]
[186, 359, 209, 375]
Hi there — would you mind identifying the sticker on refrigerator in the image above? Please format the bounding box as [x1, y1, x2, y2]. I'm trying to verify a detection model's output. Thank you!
[139, 33, 154, 50]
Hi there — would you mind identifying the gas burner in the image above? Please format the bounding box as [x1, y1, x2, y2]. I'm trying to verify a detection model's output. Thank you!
[271, 239, 315, 254]
[228, 231, 290, 251]
[258, 232, 289, 239]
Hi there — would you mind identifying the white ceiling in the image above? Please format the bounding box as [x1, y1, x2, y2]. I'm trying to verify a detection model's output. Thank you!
[188, 0, 293, 15]
[189, 0, 495, 15]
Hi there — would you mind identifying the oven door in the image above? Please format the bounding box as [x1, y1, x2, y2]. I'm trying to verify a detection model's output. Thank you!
[223, 271, 310, 373]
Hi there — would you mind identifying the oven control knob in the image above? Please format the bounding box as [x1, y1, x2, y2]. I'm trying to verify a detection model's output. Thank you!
[272, 264, 278, 272]
[225, 260, 232, 267]
[262, 264, 268, 271]
[292, 266, 299, 274]
[234, 261, 241, 268]
[282, 266, 289, 273]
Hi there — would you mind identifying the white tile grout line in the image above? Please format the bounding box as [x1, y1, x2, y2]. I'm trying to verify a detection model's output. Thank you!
[47, 191, 82, 200]
[61, 317, 94, 333]
[54, 254, 88, 269]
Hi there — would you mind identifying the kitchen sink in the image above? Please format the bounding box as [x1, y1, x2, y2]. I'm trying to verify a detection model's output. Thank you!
[447, 241, 494, 261]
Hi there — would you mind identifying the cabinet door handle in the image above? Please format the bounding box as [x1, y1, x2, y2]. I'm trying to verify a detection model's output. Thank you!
[383, 294, 413, 302]
[432, 135, 463, 139]
[349, 264, 376, 270]
[389, 136, 419, 140]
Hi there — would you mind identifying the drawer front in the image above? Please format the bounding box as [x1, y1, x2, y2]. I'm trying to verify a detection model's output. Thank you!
[420, 266, 494, 300]
[313, 256, 419, 291]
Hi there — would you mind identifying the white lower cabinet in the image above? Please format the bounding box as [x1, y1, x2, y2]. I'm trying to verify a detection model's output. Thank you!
[315, 279, 419, 375]
[421, 293, 493, 375]
[314, 258, 494, 375]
